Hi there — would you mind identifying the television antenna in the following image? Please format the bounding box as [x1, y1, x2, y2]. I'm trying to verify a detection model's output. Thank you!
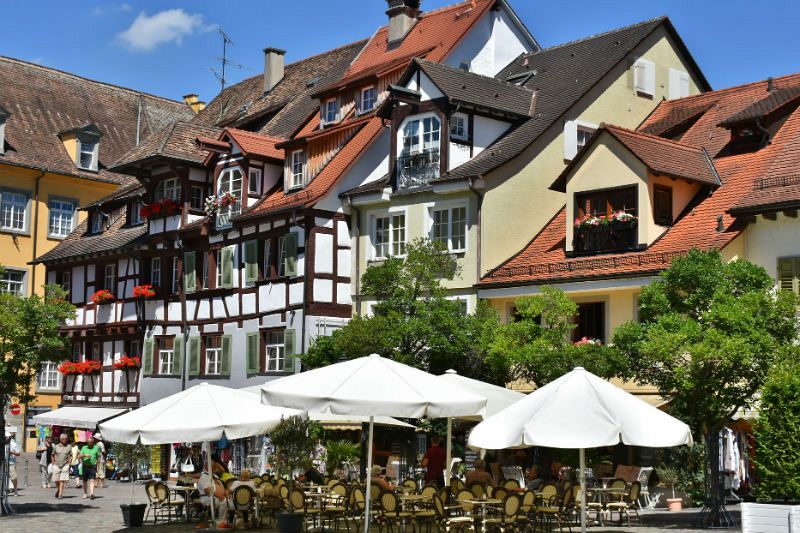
[210, 29, 255, 120]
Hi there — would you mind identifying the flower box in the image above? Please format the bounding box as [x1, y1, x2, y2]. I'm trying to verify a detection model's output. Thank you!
[91, 289, 115, 305]
[133, 284, 157, 299]
[204, 193, 239, 216]
[113, 355, 141, 370]
[574, 337, 603, 346]
[58, 360, 103, 375]
[139, 198, 180, 219]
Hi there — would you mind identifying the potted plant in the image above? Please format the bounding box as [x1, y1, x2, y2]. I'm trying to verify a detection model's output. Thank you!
[325, 439, 360, 480]
[656, 465, 683, 511]
[91, 289, 115, 305]
[115, 442, 151, 527]
[270, 416, 316, 533]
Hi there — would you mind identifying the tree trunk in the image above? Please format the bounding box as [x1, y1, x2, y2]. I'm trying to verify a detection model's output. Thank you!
[696, 427, 735, 528]
[0, 401, 14, 516]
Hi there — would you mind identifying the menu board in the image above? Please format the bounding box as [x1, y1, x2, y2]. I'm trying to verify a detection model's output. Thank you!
[464, 448, 479, 470]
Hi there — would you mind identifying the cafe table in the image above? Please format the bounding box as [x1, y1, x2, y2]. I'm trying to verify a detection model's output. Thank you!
[467, 498, 502, 531]
[168, 484, 198, 522]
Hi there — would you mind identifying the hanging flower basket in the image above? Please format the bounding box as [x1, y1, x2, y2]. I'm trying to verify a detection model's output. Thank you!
[574, 212, 637, 233]
[114, 355, 141, 370]
[204, 193, 238, 217]
[59, 360, 103, 375]
[140, 198, 180, 219]
[133, 284, 157, 299]
[91, 289, 115, 305]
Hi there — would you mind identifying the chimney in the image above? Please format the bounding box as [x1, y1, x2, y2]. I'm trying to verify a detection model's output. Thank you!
[182, 94, 206, 114]
[767, 76, 774, 92]
[386, 0, 421, 44]
[263, 47, 286, 94]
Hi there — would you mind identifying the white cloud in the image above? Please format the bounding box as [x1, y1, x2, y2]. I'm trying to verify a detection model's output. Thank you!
[92, 4, 132, 16]
[117, 9, 214, 52]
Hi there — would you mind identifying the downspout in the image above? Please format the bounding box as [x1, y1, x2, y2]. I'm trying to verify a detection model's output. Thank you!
[176, 229, 188, 391]
[467, 176, 484, 286]
[296, 209, 310, 357]
[29, 169, 46, 295]
[347, 197, 362, 315]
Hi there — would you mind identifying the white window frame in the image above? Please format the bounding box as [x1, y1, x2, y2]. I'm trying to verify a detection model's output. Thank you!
[360, 86, 377, 114]
[0, 188, 30, 233]
[447, 296, 470, 316]
[277, 236, 287, 277]
[633, 57, 656, 97]
[248, 167, 262, 195]
[399, 113, 441, 156]
[429, 203, 468, 253]
[216, 167, 243, 227]
[323, 98, 339, 124]
[576, 126, 595, 151]
[90, 211, 104, 233]
[104, 264, 116, 292]
[265, 331, 285, 372]
[563, 119, 598, 161]
[130, 200, 144, 225]
[48, 197, 76, 238]
[290, 150, 305, 190]
[171, 257, 179, 293]
[204, 336, 222, 376]
[38, 361, 60, 391]
[215, 249, 223, 289]
[189, 185, 204, 210]
[155, 177, 181, 202]
[158, 344, 174, 375]
[371, 209, 407, 259]
[449, 113, 469, 141]
[151, 257, 161, 288]
[78, 139, 98, 170]
[0, 268, 25, 296]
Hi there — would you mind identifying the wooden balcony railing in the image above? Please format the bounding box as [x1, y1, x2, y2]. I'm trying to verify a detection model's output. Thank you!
[573, 222, 637, 254]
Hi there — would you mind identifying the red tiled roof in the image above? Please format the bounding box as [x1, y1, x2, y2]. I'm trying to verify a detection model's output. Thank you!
[225, 128, 284, 161]
[481, 73, 800, 287]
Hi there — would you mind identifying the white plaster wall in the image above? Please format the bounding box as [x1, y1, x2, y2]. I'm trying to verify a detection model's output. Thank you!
[337, 220, 350, 247]
[336, 284, 352, 305]
[315, 233, 334, 274]
[259, 283, 285, 312]
[419, 72, 444, 101]
[73, 266, 85, 303]
[473, 115, 511, 155]
[449, 142, 471, 170]
[242, 292, 256, 313]
[313, 278, 333, 302]
[224, 294, 239, 316]
[337, 249, 351, 278]
[742, 214, 800, 282]
[263, 163, 282, 193]
[122, 302, 136, 322]
[289, 283, 304, 306]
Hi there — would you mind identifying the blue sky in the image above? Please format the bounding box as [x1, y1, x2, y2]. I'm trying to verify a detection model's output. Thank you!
[3, 1, 798, 103]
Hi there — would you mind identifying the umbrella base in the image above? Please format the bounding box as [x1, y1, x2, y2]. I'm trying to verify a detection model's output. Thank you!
[278, 511, 305, 533]
[120, 503, 148, 527]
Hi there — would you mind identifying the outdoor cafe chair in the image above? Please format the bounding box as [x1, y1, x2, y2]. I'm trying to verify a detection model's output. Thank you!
[432, 494, 475, 533]
[503, 479, 520, 490]
[252, 476, 262, 488]
[143, 480, 159, 524]
[493, 487, 509, 503]
[421, 484, 439, 505]
[371, 483, 382, 502]
[438, 486, 451, 506]
[534, 487, 573, 532]
[377, 490, 415, 533]
[450, 477, 465, 494]
[321, 483, 349, 531]
[403, 479, 418, 491]
[468, 482, 485, 499]
[517, 490, 536, 533]
[537, 484, 557, 506]
[153, 481, 186, 523]
[230, 485, 257, 530]
[605, 481, 641, 526]
[455, 490, 475, 516]
[483, 494, 521, 533]
[572, 485, 604, 527]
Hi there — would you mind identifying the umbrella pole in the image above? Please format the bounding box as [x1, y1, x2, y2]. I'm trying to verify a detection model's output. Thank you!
[445, 417, 452, 487]
[364, 416, 374, 533]
[579, 448, 586, 533]
[207, 441, 216, 529]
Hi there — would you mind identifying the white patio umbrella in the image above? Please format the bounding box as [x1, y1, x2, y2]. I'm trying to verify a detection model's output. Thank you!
[261, 354, 487, 533]
[437, 370, 526, 484]
[468, 367, 692, 533]
[100, 382, 302, 528]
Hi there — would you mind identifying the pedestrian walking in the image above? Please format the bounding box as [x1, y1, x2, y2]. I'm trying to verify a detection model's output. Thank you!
[52, 433, 72, 499]
[70, 440, 82, 489]
[36, 436, 54, 488]
[94, 433, 107, 488]
[79, 435, 101, 499]
[5, 431, 21, 496]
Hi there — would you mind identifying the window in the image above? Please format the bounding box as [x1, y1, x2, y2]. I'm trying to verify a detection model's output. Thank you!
[401, 116, 441, 155]
[129, 200, 143, 225]
[190, 185, 204, 210]
[128, 340, 141, 360]
[1, 190, 28, 232]
[0, 269, 25, 295]
[431, 206, 467, 252]
[201, 252, 209, 290]
[450, 113, 468, 140]
[277, 236, 287, 277]
[669, 68, 690, 100]
[264, 331, 285, 372]
[263, 238, 272, 279]
[48, 198, 76, 237]
[72, 343, 82, 362]
[372, 213, 406, 258]
[564, 120, 597, 160]
[360, 86, 377, 113]
[576, 128, 594, 151]
[56, 270, 71, 297]
[204, 336, 222, 375]
[248, 168, 261, 195]
[151, 257, 161, 287]
[103, 264, 116, 292]
[574, 302, 605, 343]
[215, 250, 223, 289]
[90, 211, 104, 233]
[290, 151, 305, 189]
[90, 342, 101, 362]
[216, 168, 243, 227]
[38, 362, 60, 391]
[576, 187, 637, 218]
[323, 98, 338, 124]
[633, 58, 656, 97]
[155, 177, 181, 201]
[171, 258, 179, 293]
[158, 338, 174, 375]
[78, 140, 97, 170]
[778, 257, 800, 295]
[653, 185, 673, 226]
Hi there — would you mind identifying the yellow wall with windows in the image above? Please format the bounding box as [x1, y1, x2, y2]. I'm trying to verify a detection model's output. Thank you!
[481, 26, 704, 273]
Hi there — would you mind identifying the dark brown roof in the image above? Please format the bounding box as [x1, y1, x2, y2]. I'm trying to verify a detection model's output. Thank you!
[0, 56, 193, 184]
[443, 17, 710, 182]
[339, 175, 390, 198]
[410, 59, 535, 117]
[111, 121, 220, 171]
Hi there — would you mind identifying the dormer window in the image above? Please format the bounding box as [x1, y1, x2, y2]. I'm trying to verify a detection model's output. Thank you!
[576, 127, 594, 151]
[290, 150, 305, 190]
[360, 86, 377, 114]
[155, 177, 181, 201]
[322, 98, 339, 125]
[216, 168, 243, 228]
[398, 115, 441, 189]
[78, 140, 98, 170]
[450, 113, 468, 141]
[90, 211, 104, 234]
[0, 105, 8, 155]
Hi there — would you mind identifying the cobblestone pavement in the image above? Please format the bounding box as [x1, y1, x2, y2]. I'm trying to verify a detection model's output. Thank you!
[2, 453, 742, 533]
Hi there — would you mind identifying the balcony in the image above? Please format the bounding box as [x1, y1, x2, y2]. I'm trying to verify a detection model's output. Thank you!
[573, 222, 637, 254]
[397, 149, 440, 189]
[215, 201, 241, 229]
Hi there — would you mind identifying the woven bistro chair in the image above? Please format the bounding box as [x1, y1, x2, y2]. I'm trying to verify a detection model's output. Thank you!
[321, 482, 350, 532]
[153, 481, 186, 523]
[606, 481, 641, 526]
[535, 487, 573, 532]
[537, 484, 557, 506]
[432, 494, 475, 533]
[484, 494, 522, 533]
[503, 479, 521, 491]
[517, 490, 536, 533]
[377, 490, 415, 533]
[468, 482, 485, 499]
[144, 480, 160, 524]
[450, 478, 465, 494]
[403, 479, 419, 491]
[572, 485, 605, 527]
[456, 490, 476, 517]
[493, 487, 509, 503]
[230, 485, 257, 530]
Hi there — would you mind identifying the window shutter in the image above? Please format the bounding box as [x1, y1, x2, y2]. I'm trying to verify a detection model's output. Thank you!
[284, 232, 298, 277]
[183, 252, 196, 293]
[221, 246, 234, 289]
[283, 329, 297, 373]
[172, 336, 183, 377]
[244, 240, 258, 283]
[679, 71, 690, 98]
[221, 335, 232, 376]
[142, 338, 154, 376]
[777, 258, 799, 294]
[188, 337, 201, 377]
[563, 120, 578, 160]
[634, 58, 655, 96]
[668, 68, 681, 100]
[246, 332, 259, 375]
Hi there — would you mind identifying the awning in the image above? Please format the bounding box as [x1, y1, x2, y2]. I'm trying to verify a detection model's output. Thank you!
[32, 406, 128, 428]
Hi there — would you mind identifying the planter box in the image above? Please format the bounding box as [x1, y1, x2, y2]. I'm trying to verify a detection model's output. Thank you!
[741, 502, 800, 533]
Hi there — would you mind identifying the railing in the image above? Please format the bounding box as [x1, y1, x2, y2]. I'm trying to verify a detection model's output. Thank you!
[215, 201, 241, 229]
[754, 174, 800, 190]
[573, 223, 637, 254]
[397, 149, 440, 189]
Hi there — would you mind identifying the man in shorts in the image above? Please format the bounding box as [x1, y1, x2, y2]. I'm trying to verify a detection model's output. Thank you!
[93, 433, 107, 488]
[6, 431, 20, 496]
[52, 433, 72, 499]
[79, 435, 101, 499]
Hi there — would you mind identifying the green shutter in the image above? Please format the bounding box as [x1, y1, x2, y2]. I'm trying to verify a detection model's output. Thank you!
[246, 332, 260, 375]
[221, 335, 232, 376]
[142, 338, 154, 376]
[777, 258, 799, 294]
[172, 336, 183, 377]
[283, 329, 296, 373]
[183, 252, 196, 293]
[244, 240, 258, 283]
[188, 337, 201, 377]
[221, 246, 234, 289]
[284, 232, 298, 277]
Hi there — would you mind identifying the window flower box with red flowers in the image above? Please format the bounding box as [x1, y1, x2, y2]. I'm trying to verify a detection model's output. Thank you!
[58, 360, 103, 375]
[139, 198, 180, 220]
[133, 284, 157, 299]
[113, 355, 141, 370]
[91, 289, 115, 305]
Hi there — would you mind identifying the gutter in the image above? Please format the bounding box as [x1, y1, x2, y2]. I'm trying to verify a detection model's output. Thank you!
[467, 176, 484, 285]
[347, 197, 362, 315]
[29, 169, 46, 295]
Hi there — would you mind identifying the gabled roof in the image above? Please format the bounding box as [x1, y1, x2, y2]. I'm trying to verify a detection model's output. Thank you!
[717, 84, 800, 128]
[405, 59, 535, 118]
[224, 128, 283, 161]
[551, 124, 721, 192]
[443, 17, 710, 182]
[0, 56, 193, 185]
[111, 121, 221, 171]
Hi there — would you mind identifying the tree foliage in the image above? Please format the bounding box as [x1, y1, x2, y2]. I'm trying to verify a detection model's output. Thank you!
[754, 348, 800, 501]
[303, 239, 510, 385]
[490, 286, 631, 387]
[612, 249, 798, 434]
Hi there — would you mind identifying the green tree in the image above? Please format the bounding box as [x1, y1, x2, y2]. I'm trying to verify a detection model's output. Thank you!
[753, 348, 800, 501]
[303, 239, 509, 385]
[490, 286, 631, 386]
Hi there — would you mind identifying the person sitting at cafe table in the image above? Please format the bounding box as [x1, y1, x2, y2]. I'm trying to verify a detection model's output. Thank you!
[197, 461, 231, 529]
[211, 454, 235, 485]
[465, 459, 494, 487]
[228, 469, 256, 493]
[524, 465, 544, 491]
[371, 465, 395, 491]
[297, 465, 324, 485]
